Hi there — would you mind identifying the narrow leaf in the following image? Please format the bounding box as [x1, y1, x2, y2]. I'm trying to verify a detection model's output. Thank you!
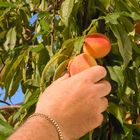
[4, 27, 17, 51]
[0, 2, 15, 8]
[0, 119, 14, 137]
[53, 59, 69, 81]
[110, 24, 132, 68]
[107, 65, 124, 86]
[60, 0, 75, 26]
[109, 102, 123, 124]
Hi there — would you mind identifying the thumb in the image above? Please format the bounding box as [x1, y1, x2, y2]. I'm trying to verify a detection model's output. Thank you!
[57, 72, 70, 81]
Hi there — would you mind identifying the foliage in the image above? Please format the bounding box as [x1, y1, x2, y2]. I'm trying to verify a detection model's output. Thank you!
[0, 0, 140, 139]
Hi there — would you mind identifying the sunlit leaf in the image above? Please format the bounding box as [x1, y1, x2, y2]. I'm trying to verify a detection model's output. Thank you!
[105, 13, 120, 24]
[110, 24, 132, 68]
[53, 59, 69, 81]
[39, 0, 48, 11]
[0, 2, 16, 8]
[60, 0, 75, 26]
[0, 119, 14, 137]
[109, 102, 123, 124]
[4, 27, 17, 51]
[107, 65, 124, 86]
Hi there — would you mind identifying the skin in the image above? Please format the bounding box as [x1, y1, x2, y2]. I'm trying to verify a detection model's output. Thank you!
[8, 66, 111, 140]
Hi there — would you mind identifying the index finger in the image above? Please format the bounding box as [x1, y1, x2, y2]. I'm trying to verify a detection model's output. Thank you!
[76, 65, 107, 83]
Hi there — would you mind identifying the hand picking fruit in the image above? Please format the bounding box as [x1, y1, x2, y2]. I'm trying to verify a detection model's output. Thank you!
[68, 33, 111, 76]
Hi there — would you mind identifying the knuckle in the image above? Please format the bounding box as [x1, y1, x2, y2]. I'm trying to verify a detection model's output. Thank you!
[98, 114, 104, 125]
[91, 114, 104, 128]
[105, 81, 112, 92]
[81, 77, 91, 84]
[103, 98, 108, 108]
[101, 80, 112, 93]
[98, 66, 107, 77]
[101, 98, 108, 112]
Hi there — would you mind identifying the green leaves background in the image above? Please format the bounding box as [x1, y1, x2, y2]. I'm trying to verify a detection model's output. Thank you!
[0, 0, 140, 139]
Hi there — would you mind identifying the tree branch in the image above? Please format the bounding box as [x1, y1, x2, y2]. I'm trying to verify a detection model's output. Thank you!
[0, 55, 5, 73]
[0, 55, 5, 65]
[0, 105, 21, 110]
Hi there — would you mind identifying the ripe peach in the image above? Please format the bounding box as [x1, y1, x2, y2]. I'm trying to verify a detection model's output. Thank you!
[135, 21, 140, 34]
[68, 53, 97, 76]
[83, 33, 111, 58]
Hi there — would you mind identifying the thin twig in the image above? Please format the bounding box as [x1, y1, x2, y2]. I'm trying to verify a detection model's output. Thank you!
[0, 55, 5, 65]
[0, 55, 5, 73]
[0, 100, 11, 106]
[0, 105, 21, 110]
[108, 115, 113, 140]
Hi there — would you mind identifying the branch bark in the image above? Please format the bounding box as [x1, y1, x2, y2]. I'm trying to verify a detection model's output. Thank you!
[0, 105, 21, 110]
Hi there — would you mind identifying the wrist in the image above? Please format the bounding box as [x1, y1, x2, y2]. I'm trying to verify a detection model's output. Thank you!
[34, 110, 70, 140]
[29, 113, 64, 140]
[27, 114, 59, 140]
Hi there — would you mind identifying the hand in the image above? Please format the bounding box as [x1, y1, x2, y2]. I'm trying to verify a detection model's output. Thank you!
[35, 66, 111, 140]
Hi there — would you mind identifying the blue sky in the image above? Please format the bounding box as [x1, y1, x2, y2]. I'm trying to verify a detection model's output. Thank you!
[0, 85, 24, 106]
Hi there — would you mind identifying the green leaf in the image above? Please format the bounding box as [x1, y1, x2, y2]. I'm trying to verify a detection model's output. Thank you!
[107, 65, 124, 86]
[39, 0, 48, 11]
[0, 59, 12, 84]
[124, 123, 140, 134]
[4, 52, 25, 84]
[0, 31, 6, 40]
[121, 11, 140, 21]
[24, 79, 40, 89]
[118, 17, 134, 34]
[40, 19, 50, 32]
[57, 38, 75, 64]
[105, 13, 120, 25]
[0, 2, 15, 8]
[40, 54, 67, 91]
[129, 12, 140, 21]
[4, 51, 25, 98]
[6, 67, 22, 97]
[110, 24, 132, 68]
[126, 0, 140, 11]
[108, 102, 123, 124]
[53, 59, 69, 81]
[99, 0, 111, 10]
[37, 47, 50, 73]
[4, 27, 17, 51]
[20, 99, 37, 111]
[60, 0, 75, 26]
[0, 135, 7, 140]
[0, 119, 14, 137]
[73, 36, 84, 54]
[31, 44, 44, 53]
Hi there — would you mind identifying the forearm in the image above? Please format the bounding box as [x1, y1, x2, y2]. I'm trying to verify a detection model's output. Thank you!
[8, 116, 59, 140]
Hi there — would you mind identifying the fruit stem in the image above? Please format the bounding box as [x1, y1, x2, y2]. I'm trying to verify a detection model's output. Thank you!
[89, 130, 93, 140]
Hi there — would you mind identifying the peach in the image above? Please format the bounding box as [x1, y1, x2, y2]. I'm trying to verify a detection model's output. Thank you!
[83, 33, 111, 58]
[135, 21, 140, 34]
[68, 53, 97, 76]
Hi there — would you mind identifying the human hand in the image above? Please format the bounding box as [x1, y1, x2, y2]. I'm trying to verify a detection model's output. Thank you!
[35, 66, 111, 140]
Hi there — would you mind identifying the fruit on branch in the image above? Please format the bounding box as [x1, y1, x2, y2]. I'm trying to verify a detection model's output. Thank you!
[68, 53, 97, 76]
[135, 21, 140, 34]
[83, 33, 111, 58]
[68, 33, 111, 76]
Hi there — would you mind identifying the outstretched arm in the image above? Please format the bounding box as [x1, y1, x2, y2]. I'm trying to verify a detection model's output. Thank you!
[8, 66, 111, 140]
